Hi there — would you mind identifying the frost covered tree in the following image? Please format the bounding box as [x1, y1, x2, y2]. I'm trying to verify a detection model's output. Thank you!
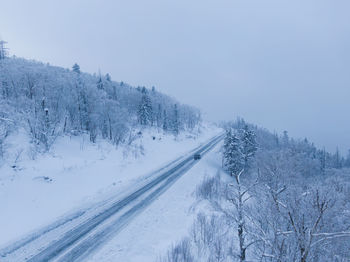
[105, 73, 111, 82]
[0, 108, 13, 158]
[0, 57, 201, 152]
[223, 125, 257, 175]
[240, 125, 258, 168]
[137, 87, 153, 126]
[162, 119, 350, 262]
[171, 104, 179, 135]
[334, 147, 342, 168]
[318, 147, 326, 174]
[345, 150, 350, 167]
[73, 73, 89, 132]
[97, 73, 103, 90]
[223, 126, 258, 262]
[72, 63, 81, 74]
[223, 128, 244, 176]
[255, 183, 350, 262]
[156, 104, 162, 129]
[0, 40, 9, 60]
[162, 109, 168, 131]
[282, 130, 289, 146]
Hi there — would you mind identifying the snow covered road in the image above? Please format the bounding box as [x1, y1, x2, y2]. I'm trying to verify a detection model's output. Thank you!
[0, 134, 223, 262]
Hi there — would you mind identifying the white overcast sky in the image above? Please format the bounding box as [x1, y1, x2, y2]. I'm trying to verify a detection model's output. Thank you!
[1, 0, 350, 154]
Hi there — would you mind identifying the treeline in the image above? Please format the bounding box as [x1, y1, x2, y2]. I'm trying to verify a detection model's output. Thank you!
[0, 57, 201, 153]
[160, 119, 350, 262]
[223, 120, 350, 261]
[231, 119, 350, 171]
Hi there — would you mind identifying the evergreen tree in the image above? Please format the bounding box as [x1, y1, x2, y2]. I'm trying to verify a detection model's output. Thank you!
[0, 40, 9, 60]
[72, 63, 81, 74]
[223, 126, 257, 176]
[240, 125, 258, 168]
[223, 125, 257, 262]
[282, 130, 289, 145]
[223, 128, 244, 176]
[137, 87, 153, 125]
[97, 74, 103, 90]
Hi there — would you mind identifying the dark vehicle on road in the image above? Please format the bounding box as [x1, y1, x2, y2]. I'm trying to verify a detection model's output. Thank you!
[194, 153, 201, 160]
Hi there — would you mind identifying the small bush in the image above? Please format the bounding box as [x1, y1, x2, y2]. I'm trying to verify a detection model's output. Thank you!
[159, 238, 193, 262]
[195, 174, 221, 201]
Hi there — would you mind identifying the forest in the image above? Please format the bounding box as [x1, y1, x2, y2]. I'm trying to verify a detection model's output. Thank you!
[161, 119, 350, 262]
[0, 56, 201, 158]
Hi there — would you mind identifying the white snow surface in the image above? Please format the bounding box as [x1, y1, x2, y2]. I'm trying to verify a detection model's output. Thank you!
[86, 137, 223, 262]
[0, 124, 221, 249]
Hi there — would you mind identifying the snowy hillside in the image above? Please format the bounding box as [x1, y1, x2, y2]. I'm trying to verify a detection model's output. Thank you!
[0, 124, 222, 248]
[0, 57, 201, 160]
[0, 55, 211, 252]
[159, 120, 350, 262]
[1, 0, 349, 261]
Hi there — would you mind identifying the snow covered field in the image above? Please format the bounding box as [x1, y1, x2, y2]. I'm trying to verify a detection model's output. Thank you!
[0, 124, 221, 249]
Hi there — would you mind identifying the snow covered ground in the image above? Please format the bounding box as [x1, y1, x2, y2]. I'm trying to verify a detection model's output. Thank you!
[85, 137, 224, 262]
[0, 124, 221, 249]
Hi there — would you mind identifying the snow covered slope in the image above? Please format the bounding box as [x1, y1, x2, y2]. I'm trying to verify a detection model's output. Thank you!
[0, 124, 221, 248]
[85, 134, 224, 262]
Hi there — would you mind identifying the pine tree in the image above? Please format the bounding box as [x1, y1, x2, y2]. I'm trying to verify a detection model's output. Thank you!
[223, 126, 257, 176]
[137, 87, 153, 125]
[223, 127, 254, 262]
[0, 40, 9, 60]
[240, 125, 258, 168]
[223, 128, 244, 176]
[97, 74, 103, 89]
[72, 63, 81, 74]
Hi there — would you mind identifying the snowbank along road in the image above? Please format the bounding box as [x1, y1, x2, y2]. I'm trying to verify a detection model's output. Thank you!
[0, 134, 224, 262]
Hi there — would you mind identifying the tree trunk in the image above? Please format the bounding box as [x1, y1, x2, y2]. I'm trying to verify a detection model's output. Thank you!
[236, 174, 246, 262]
